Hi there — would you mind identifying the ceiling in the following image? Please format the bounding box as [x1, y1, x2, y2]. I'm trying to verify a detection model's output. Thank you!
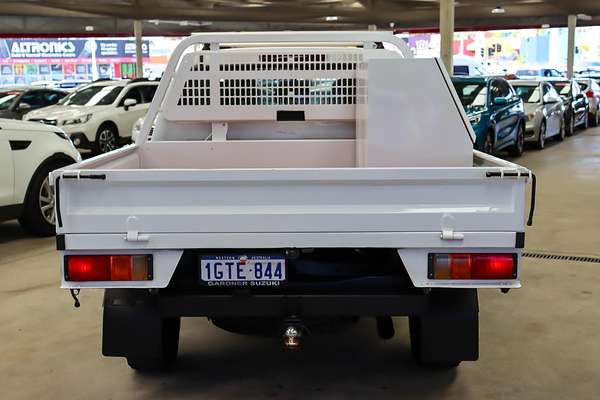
[0, 0, 599, 36]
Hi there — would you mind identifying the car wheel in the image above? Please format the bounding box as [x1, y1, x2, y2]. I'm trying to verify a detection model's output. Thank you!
[483, 130, 494, 154]
[95, 124, 119, 154]
[509, 123, 525, 157]
[566, 112, 575, 136]
[19, 161, 67, 236]
[556, 118, 566, 141]
[537, 120, 546, 149]
[592, 108, 600, 127]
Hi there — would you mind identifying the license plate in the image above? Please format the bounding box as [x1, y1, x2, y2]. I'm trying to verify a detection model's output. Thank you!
[200, 254, 286, 285]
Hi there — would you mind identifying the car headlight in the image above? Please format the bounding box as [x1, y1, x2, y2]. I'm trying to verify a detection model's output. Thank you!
[468, 114, 482, 124]
[62, 113, 92, 126]
[53, 131, 69, 140]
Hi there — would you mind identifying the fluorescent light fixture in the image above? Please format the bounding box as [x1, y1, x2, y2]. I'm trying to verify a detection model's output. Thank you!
[541, 24, 550, 28]
[85, 25, 94, 31]
[577, 13, 592, 21]
[325, 16, 339, 21]
[491, 6, 505, 14]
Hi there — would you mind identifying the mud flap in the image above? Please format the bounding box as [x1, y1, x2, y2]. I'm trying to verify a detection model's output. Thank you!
[102, 289, 164, 359]
[410, 289, 479, 365]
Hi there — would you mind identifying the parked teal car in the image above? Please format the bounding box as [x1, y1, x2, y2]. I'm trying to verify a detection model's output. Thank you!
[452, 76, 526, 156]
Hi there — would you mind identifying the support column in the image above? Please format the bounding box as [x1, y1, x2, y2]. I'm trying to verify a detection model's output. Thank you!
[134, 20, 143, 78]
[566, 14, 577, 79]
[439, 0, 455, 74]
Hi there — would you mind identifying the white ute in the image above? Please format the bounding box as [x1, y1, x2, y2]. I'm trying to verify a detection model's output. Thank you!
[52, 32, 535, 371]
[0, 118, 80, 235]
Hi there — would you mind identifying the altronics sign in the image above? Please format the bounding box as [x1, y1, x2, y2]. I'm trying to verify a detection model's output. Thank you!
[0, 38, 150, 63]
[10, 41, 78, 57]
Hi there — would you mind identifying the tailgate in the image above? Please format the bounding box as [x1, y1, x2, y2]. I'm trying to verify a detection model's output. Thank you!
[53, 164, 529, 250]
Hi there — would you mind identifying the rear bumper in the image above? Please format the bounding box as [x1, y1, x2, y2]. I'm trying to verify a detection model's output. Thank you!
[102, 288, 479, 363]
[158, 293, 428, 317]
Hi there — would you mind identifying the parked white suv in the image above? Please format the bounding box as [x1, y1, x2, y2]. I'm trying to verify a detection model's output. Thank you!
[0, 118, 80, 235]
[24, 79, 159, 154]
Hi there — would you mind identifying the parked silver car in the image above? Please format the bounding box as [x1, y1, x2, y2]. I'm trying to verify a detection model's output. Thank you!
[576, 78, 600, 126]
[510, 80, 565, 149]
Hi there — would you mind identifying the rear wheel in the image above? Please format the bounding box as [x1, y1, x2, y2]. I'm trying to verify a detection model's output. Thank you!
[482, 130, 494, 154]
[591, 108, 600, 127]
[19, 160, 68, 236]
[509, 123, 525, 157]
[536, 120, 546, 149]
[583, 108, 589, 130]
[556, 118, 566, 141]
[566, 112, 575, 136]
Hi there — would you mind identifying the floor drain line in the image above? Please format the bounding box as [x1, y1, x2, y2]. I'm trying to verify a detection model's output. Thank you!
[522, 252, 600, 264]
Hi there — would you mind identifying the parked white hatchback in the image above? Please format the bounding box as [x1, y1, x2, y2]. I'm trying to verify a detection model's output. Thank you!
[24, 78, 159, 154]
[0, 118, 81, 235]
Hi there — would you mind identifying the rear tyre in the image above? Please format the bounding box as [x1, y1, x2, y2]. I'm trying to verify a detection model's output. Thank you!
[19, 160, 68, 236]
[509, 123, 525, 157]
[583, 108, 589, 130]
[536, 120, 546, 149]
[556, 118, 566, 141]
[482, 130, 494, 154]
[409, 289, 479, 368]
[566, 112, 575, 136]
[591, 108, 600, 127]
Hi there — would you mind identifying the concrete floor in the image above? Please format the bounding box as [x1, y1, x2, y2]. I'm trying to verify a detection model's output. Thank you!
[1, 127, 600, 400]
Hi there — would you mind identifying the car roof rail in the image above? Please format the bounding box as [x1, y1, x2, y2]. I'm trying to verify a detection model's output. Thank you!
[127, 78, 149, 84]
[92, 78, 112, 83]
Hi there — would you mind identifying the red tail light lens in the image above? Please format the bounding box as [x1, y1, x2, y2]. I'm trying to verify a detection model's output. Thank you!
[65, 255, 153, 281]
[586, 89, 594, 98]
[66, 255, 111, 281]
[429, 253, 516, 280]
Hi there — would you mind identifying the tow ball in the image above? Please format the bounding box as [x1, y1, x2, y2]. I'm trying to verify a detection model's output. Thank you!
[283, 326, 301, 349]
[281, 316, 307, 350]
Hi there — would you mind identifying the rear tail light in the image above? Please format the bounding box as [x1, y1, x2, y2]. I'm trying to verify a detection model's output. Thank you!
[429, 253, 517, 280]
[586, 89, 594, 98]
[65, 255, 153, 281]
